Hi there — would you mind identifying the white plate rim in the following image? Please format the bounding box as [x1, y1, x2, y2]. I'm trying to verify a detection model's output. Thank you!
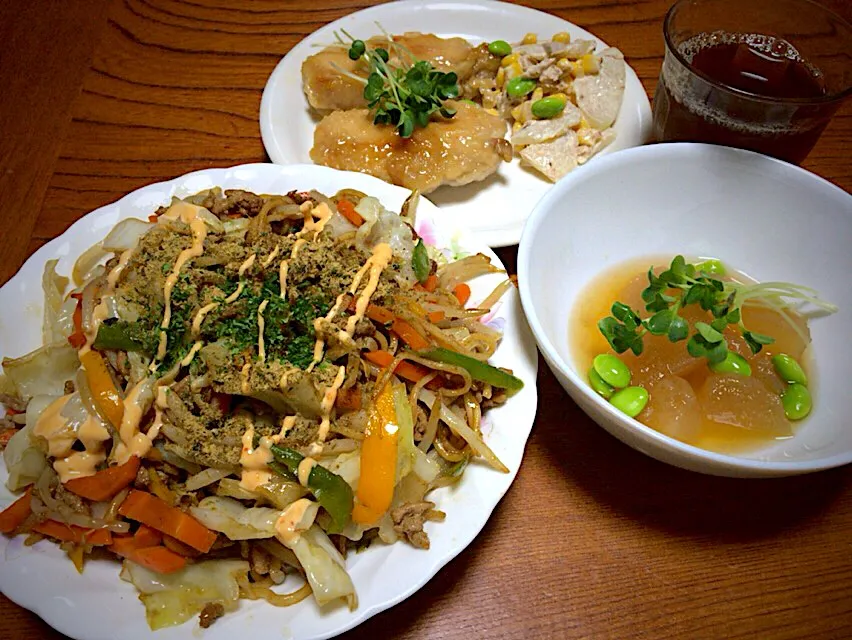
[259, 0, 653, 248]
[0, 163, 539, 640]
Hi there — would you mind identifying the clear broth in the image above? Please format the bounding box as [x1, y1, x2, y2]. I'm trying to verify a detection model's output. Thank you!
[571, 256, 811, 454]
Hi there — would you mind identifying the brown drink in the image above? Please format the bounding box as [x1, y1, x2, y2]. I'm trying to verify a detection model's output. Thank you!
[653, 0, 852, 164]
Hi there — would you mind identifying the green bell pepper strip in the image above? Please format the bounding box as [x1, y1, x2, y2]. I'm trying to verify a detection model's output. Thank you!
[420, 347, 524, 393]
[411, 239, 430, 284]
[92, 321, 153, 354]
[261, 439, 354, 534]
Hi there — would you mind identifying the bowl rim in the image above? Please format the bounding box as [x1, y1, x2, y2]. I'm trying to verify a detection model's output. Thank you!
[517, 142, 852, 474]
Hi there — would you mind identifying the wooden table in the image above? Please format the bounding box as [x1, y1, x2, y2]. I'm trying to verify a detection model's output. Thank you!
[1, 1, 850, 638]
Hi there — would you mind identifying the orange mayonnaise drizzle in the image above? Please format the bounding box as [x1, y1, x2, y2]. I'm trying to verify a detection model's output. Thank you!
[34, 395, 112, 482]
[308, 242, 393, 372]
[79, 248, 134, 357]
[153, 202, 209, 366]
[191, 302, 219, 337]
[239, 423, 273, 491]
[257, 299, 269, 363]
[307, 365, 346, 457]
[114, 379, 159, 464]
[274, 498, 317, 546]
[297, 457, 318, 487]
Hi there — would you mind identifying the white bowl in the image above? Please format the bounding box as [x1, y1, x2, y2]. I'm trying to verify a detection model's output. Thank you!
[518, 143, 852, 478]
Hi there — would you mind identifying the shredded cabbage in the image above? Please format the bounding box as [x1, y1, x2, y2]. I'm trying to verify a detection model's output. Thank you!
[289, 525, 357, 609]
[41, 260, 70, 346]
[121, 559, 249, 630]
[102, 218, 153, 252]
[190, 496, 280, 540]
[2, 343, 79, 400]
[4, 395, 55, 491]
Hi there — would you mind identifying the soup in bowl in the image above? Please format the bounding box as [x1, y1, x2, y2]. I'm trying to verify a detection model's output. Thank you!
[518, 143, 852, 477]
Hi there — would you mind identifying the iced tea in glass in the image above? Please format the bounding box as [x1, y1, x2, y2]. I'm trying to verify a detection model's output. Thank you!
[653, 0, 852, 164]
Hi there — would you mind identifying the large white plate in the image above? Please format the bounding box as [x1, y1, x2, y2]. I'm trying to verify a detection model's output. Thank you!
[260, 0, 652, 248]
[0, 164, 538, 639]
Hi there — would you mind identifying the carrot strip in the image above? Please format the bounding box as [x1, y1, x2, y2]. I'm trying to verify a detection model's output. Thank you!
[391, 318, 430, 350]
[147, 214, 159, 223]
[427, 311, 445, 323]
[33, 520, 113, 546]
[336, 198, 364, 227]
[346, 297, 395, 324]
[134, 524, 163, 548]
[132, 545, 187, 574]
[111, 536, 187, 574]
[64, 456, 140, 502]
[68, 297, 85, 348]
[118, 490, 217, 553]
[0, 486, 33, 534]
[423, 274, 438, 292]
[453, 283, 471, 306]
[363, 351, 443, 389]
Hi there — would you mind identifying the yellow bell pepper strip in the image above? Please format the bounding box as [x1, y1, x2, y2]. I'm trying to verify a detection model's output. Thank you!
[352, 382, 399, 526]
[79, 350, 124, 428]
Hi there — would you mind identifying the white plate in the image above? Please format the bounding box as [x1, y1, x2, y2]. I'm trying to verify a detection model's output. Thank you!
[0, 164, 538, 640]
[259, 0, 653, 248]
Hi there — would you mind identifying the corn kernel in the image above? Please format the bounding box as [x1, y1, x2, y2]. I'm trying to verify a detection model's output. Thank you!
[507, 62, 522, 79]
[521, 32, 537, 45]
[577, 128, 597, 146]
[578, 117, 589, 129]
[549, 92, 568, 103]
[485, 108, 500, 116]
[531, 87, 544, 102]
[556, 58, 573, 71]
[511, 105, 523, 120]
[512, 121, 523, 132]
[501, 53, 519, 68]
[580, 53, 599, 74]
[552, 31, 571, 43]
[496, 67, 506, 88]
[571, 60, 584, 77]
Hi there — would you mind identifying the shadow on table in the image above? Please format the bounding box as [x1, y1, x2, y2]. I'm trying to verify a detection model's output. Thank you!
[533, 355, 852, 542]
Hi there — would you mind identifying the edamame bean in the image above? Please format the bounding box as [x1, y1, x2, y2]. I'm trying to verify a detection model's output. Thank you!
[695, 259, 726, 276]
[709, 351, 752, 376]
[610, 386, 649, 418]
[488, 39, 512, 57]
[782, 383, 812, 420]
[531, 95, 567, 119]
[772, 353, 808, 386]
[588, 368, 615, 399]
[593, 353, 631, 388]
[506, 76, 537, 99]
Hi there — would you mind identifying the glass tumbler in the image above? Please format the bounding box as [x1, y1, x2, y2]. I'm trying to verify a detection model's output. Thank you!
[652, 0, 852, 164]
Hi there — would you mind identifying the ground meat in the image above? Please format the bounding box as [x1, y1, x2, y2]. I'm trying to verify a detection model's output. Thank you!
[204, 189, 265, 219]
[391, 501, 446, 550]
[134, 465, 150, 489]
[54, 482, 90, 515]
[198, 602, 225, 629]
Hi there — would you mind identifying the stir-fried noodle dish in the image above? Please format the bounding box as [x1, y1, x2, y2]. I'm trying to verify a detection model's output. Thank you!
[0, 187, 522, 629]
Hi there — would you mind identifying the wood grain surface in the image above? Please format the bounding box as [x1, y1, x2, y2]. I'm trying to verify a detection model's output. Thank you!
[1, 1, 850, 639]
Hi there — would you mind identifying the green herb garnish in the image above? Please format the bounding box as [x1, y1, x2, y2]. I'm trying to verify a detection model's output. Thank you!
[340, 31, 460, 138]
[598, 255, 838, 366]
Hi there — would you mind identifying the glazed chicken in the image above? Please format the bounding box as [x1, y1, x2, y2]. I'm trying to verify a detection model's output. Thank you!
[302, 32, 475, 112]
[310, 101, 508, 194]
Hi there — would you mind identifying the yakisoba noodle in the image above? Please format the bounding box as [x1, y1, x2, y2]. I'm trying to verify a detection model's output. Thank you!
[0, 185, 522, 630]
